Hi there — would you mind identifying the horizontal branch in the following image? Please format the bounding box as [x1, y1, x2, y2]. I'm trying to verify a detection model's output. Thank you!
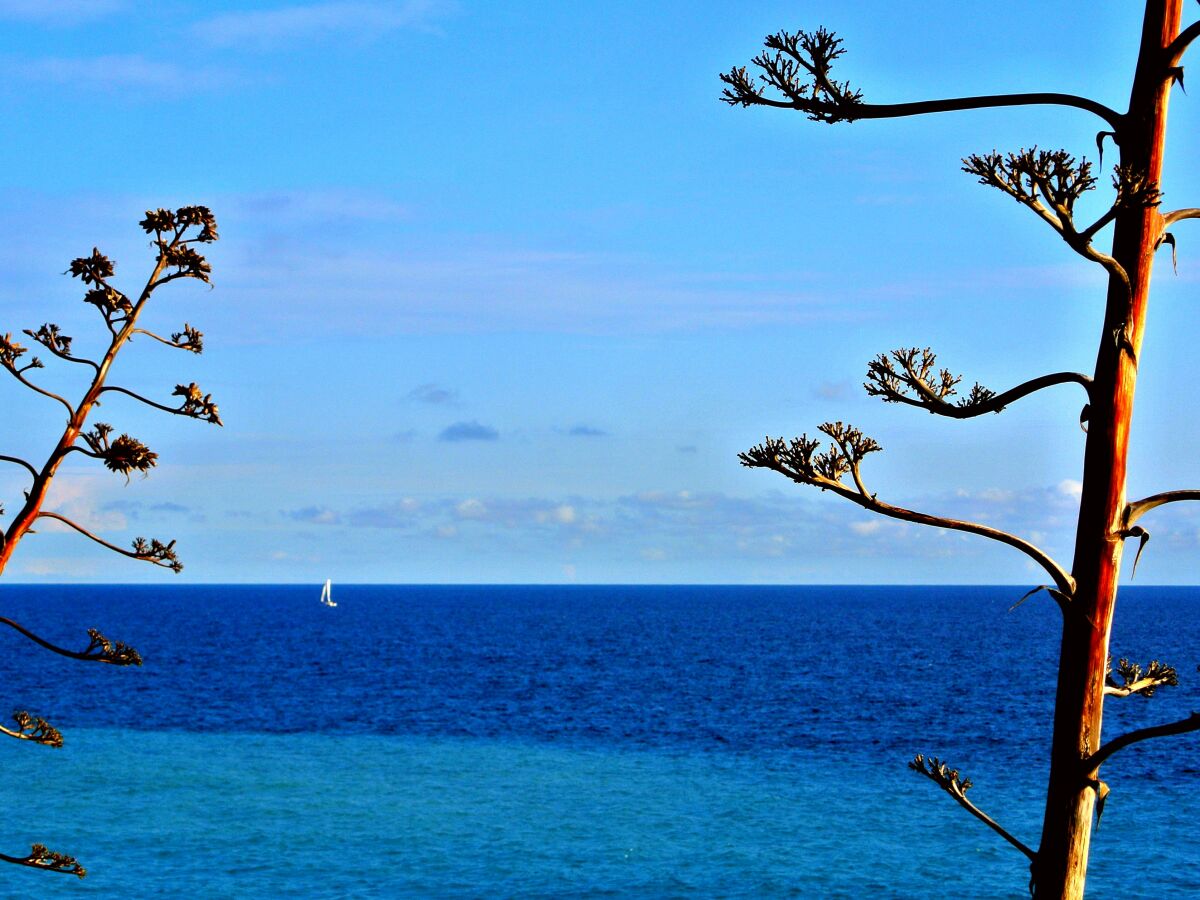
[1126, 490, 1200, 526]
[728, 88, 1124, 130]
[99, 383, 221, 426]
[909, 755, 1036, 862]
[1083, 712, 1200, 772]
[0, 844, 84, 878]
[0, 617, 142, 665]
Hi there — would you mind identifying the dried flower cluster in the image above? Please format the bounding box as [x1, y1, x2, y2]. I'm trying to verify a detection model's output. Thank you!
[1106, 657, 1178, 698]
[5, 711, 63, 748]
[720, 27, 863, 122]
[173, 382, 222, 425]
[82, 423, 158, 478]
[130, 536, 181, 573]
[7, 844, 86, 878]
[84, 628, 144, 666]
[865, 347, 997, 412]
[740, 421, 881, 491]
[910, 754, 973, 798]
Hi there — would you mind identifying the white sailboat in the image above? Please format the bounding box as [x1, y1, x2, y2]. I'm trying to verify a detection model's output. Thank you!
[320, 578, 337, 607]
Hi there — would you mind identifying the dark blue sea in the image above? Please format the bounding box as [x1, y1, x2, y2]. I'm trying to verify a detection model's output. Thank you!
[1, 584, 1197, 898]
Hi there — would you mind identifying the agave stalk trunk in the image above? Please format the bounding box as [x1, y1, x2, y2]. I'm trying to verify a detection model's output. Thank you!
[1032, 3, 1182, 897]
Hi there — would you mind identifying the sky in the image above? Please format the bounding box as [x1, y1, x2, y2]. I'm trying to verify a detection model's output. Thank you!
[1, 0, 1199, 584]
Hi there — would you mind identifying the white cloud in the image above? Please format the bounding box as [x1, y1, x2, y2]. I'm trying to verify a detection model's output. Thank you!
[455, 498, 487, 519]
[1058, 479, 1083, 499]
[1, 54, 232, 92]
[194, 0, 453, 50]
[850, 520, 881, 536]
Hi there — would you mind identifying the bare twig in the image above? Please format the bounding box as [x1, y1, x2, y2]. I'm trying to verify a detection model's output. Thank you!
[909, 755, 1037, 861]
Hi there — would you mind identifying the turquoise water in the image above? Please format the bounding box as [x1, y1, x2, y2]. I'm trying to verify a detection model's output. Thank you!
[12, 729, 1199, 898]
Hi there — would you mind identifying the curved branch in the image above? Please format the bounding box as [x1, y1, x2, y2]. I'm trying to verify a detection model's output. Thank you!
[0, 616, 142, 665]
[838, 485, 1073, 594]
[740, 435, 1074, 594]
[874, 368, 1091, 419]
[0, 455, 38, 480]
[22, 330, 100, 373]
[2, 366, 74, 417]
[1126, 490, 1200, 526]
[98, 384, 180, 416]
[1165, 19, 1200, 68]
[1082, 712, 1200, 772]
[34, 512, 181, 571]
[1164, 207, 1200, 225]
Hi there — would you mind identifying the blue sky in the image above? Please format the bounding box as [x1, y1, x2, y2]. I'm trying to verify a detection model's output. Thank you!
[1, 0, 1199, 584]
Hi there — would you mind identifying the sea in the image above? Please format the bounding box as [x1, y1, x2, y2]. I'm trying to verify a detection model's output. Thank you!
[0, 584, 1197, 899]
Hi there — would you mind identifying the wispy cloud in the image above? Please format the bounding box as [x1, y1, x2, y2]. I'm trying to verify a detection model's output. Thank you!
[194, 0, 453, 50]
[0, 0, 127, 24]
[408, 383, 459, 406]
[286, 505, 341, 524]
[567, 424, 607, 437]
[439, 421, 498, 442]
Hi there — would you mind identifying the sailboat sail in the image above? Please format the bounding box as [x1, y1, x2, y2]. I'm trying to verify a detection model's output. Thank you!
[320, 579, 336, 607]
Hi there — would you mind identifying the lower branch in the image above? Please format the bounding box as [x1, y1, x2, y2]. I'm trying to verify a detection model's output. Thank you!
[909, 754, 1036, 861]
[0, 844, 84, 878]
[1082, 712, 1200, 772]
[0, 712, 62, 748]
[0, 617, 142, 665]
